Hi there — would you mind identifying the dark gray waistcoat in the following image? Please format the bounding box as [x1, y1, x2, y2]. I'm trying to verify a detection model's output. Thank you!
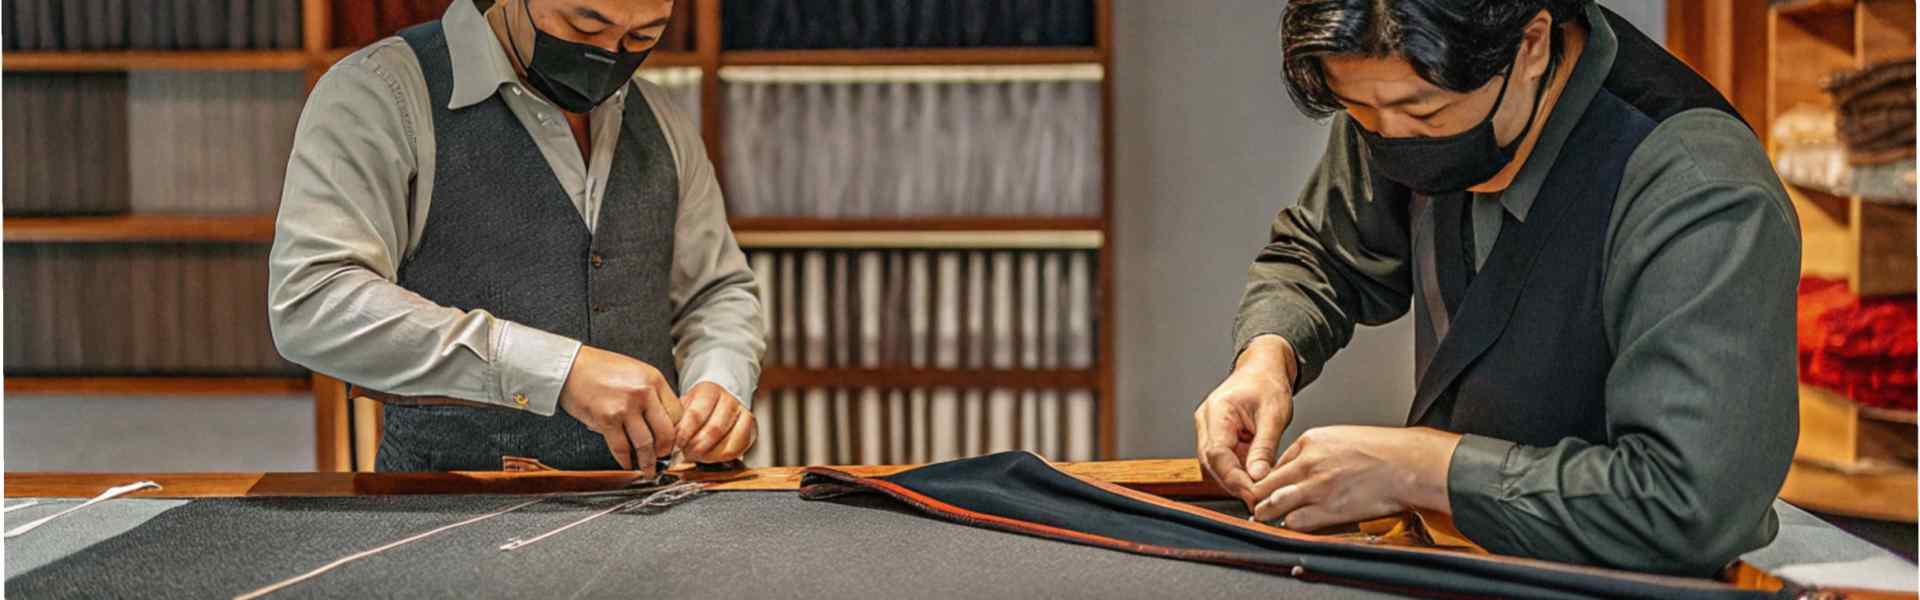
[374, 21, 679, 471]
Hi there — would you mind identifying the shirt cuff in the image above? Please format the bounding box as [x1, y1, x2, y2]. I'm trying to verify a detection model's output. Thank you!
[1232, 316, 1328, 391]
[680, 348, 759, 409]
[1446, 433, 1522, 554]
[494, 322, 582, 417]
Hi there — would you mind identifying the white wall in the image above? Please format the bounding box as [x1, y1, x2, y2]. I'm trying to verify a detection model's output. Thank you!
[4, 394, 315, 471]
[1110, 0, 1666, 458]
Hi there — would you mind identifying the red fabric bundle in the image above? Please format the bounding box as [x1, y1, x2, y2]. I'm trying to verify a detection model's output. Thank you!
[1797, 277, 1918, 411]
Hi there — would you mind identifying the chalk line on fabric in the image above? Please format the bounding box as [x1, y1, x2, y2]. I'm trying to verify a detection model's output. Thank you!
[500, 482, 707, 551]
[232, 497, 546, 600]
[4, 481, 159, 538]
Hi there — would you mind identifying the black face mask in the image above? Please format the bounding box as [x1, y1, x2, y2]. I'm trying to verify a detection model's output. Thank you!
[1355, 53, 1553, 195]
[508, 0, 650, 113]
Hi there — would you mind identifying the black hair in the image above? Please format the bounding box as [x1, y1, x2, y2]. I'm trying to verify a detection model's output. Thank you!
[1279, 0, 1590, 118]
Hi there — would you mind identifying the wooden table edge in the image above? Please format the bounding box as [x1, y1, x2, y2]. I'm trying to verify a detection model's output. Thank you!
[3, 458, 1222, 499]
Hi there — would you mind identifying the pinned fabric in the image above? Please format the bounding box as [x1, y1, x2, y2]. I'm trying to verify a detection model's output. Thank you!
[798, 452, 1793, 600]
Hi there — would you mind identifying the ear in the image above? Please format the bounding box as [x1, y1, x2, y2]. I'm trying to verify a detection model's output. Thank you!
[1516, 9, 1555, 84]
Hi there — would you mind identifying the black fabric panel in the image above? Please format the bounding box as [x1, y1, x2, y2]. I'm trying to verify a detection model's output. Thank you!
[804, 452, 1793, 600]
[6, 491, 1396, 599]
[1596, 6, 1744, 127]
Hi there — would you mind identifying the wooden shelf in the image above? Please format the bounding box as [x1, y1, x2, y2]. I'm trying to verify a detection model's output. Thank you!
[5, 376, 312, 396]
[731, 216, 1103, 231]
[1775, 0, 1858, 18]
[1780, 459, 1917, 522]
[732, 217, 1106, 249]
[759, 367, 1098, 390]
[5, 214, 278, 243]
[317, 48, 699, 68]
[1785, 178, 1917, 297]
[721, 47, 1102, 67]
[3, 50, 312, 71]
[737, 230, 1102, 250]
[1794, 383, 1917, 473]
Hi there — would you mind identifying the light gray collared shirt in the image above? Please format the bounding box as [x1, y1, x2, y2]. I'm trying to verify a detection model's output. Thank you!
[268, 0, 764, 417]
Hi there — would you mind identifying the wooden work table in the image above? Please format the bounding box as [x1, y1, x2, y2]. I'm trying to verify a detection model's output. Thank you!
[4, 458, 1222, 499]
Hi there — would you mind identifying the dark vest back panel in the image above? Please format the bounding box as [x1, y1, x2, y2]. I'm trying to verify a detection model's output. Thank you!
[376, 22, 679, 471]
[1407, 8, 1740, 447]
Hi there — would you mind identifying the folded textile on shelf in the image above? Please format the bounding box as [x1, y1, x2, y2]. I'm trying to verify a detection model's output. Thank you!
[1798, 277, 1917, 412]
[1825, 58, 1917, 166]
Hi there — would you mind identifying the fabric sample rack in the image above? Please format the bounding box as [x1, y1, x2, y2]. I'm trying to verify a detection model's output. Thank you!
[3, 0, 1117, 471]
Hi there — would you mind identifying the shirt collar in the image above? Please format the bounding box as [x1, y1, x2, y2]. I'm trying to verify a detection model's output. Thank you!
[1491, 2, 1619, 223]
[445, 0, 526, 111]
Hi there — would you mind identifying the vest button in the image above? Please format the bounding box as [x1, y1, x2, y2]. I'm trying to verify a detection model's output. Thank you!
[593, 305, 607, 314]
[590, 254, 605, 269]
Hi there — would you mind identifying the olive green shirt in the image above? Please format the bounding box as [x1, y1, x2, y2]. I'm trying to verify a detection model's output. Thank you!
[1233, 5, 1800, 575]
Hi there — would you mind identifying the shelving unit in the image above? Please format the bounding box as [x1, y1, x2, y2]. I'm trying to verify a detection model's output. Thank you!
[6, 0, 1118, 471]
[1669, 0, 1916, 525]
[1770, 0, 1916, 298]
[1766, 0, 1917, 522]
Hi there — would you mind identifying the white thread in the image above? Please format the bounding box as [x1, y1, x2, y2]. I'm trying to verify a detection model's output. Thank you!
[232, 498, 545, 600]
[499, 482, 706, 551]
[4, 481, 159, 538]
[3, 501, 42, 513]
[233, 481, 710, 598]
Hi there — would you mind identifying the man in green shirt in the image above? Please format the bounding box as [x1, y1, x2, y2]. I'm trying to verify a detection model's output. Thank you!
[1194, 0, 1800, 576]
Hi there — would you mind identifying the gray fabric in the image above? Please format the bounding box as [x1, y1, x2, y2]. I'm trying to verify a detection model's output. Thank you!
[3, 498, 188, 580]
[1740, 502, 1918, 592]
[5, 493, 1396, 599]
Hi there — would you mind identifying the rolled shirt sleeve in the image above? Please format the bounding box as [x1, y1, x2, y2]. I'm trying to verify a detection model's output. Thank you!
[1233, 116, 1415, 388]
[267, 45, 579, 416]
[639, 80, 768, 406]
[1445, 110, 1801, 577]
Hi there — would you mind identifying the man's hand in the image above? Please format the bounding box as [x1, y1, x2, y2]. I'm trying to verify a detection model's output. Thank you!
[1249, 425, 1462, 531]
[1194, 335, 1298, 509]
[558, 346, 682, 474]
[674, 382, 757, 463]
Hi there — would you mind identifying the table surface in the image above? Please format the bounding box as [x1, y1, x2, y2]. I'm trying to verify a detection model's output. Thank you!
[4, 459, 1915, 599]
[3, 458, 1216, 498]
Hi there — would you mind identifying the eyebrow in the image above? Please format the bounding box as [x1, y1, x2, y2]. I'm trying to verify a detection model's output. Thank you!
[569, 7, 670, 32]
[1330, 87, 1446, 110]
[571, 7, 616, 27]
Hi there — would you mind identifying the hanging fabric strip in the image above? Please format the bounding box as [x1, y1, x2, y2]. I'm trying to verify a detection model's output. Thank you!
[3, 481, 159, 539]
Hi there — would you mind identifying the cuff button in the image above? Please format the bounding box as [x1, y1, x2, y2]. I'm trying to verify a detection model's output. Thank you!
[512, 393, 529, 408]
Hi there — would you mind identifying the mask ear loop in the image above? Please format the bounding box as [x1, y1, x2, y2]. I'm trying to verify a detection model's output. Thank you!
[507, 0, 564, 102]
[1498, 34, 1562, 155]
[505, 0, 532, 70]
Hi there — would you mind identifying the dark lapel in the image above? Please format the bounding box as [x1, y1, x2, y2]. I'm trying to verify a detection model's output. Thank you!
[1404, 140, 1591, 426]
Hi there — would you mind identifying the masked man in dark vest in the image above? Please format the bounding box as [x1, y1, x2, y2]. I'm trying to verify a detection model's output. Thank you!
[1194, 0, 1799, 576]
[270, 0, 764, 476]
